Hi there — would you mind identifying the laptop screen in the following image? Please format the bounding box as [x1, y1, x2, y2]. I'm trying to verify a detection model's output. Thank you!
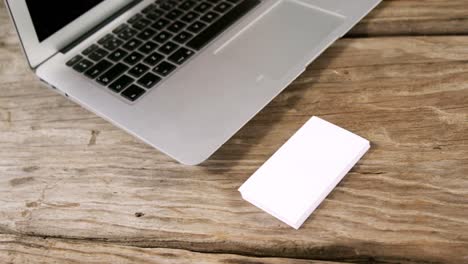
[25, 0, 105, 42]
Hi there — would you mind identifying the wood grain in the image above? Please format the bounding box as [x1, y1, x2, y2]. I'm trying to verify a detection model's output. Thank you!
[1, 1, 468, 264]
[353, 0, 468, 36]
[1, 235, 349, 264]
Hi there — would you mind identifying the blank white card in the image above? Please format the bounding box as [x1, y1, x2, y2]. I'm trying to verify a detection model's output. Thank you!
[239, 116, 370, 229]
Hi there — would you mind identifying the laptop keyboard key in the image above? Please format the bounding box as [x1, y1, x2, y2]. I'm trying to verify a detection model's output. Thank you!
[181, 11, 199, 23]
[201, 12, 219, 23]
[112, 24, 129, 34]
[214, 2, 233, 13]
[153, 31, 173, 43]
[137, 28, 157, 40]
[123, 52, 145, 65]
[121, 85, 146, 101]
[179, 0, 197, 10]
[102, 37, 123, 51]
[159, 41, 179, 55]
[169, 47, 195, 64]
[82, 44, 99, 56]
[85, 59, 113, 79]
[117, 28, 138, 40]
[89, 48, 109, 61]
[133, 18, 152, 30]
[129, 63, 150, 78]
[66, 55, 83, 67]
[143, 52, 164, 66]
[122, 38, 143, 51]
[167, 21, 187, 33]
[151, 18, 171, 30]
[109, 75, 134, 92]
[187, 21, 206, 33]
[73, 59, 94, 73]
[194, 3, 213, 13]
[173, 31, 193, 44]
[153, 61, 176, 76]
[138, 41, 159, 54]
[137, 72, 161, 88]
[108, 49, 128, 62]
[96, 63, 129, 85]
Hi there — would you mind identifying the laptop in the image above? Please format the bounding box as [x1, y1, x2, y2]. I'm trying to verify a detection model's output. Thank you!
[5, 0, 381, 165]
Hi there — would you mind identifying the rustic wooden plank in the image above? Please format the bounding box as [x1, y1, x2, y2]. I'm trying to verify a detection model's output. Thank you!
[1, 33, 467, 263]
[353, 0, 468, 36]
[0, 235, 346, 264]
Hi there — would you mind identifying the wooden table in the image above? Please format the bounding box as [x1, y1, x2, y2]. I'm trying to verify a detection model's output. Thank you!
[1, 1, 467, 263]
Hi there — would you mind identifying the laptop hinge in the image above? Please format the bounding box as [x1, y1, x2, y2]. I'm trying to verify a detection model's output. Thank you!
[61, 0, 143, 54]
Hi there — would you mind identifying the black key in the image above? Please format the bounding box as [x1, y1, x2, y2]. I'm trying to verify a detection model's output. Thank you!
[89, 48, 109, 61]
[82, 44, 99, 56]
[151, 18, 171, 30]
[117, 28, 138, 40]
[123, 52, 145, 65]
[200, 11, 219, 23]
[168, 47, 194, 65]
[158, 41, 179, 55]
[207, 0, 222, 4]
[112, 24, 129, 34]
[138, 41, 159, 54]
[109, 75, 134, 92]
[187, 21, 206, 33]
[97, 34, 113, 45]
[108, 49, 128, 62]
[121, 85, 146, 101]
[143, 52, 164, 66]
[96, 63, 129, 86]
[66, 55, 83, 67]
[165, 9, 184, 20]
[159, 1, 177, 11]
[181, 11, 199, 23]
[153, 61, 176, 76]
[146, 9, 165, 21]
[122, 38, 143, 51]
[137, 72, 161, 88]
[173, 31, 193, 44]
[194, 2, 212, 13]
[129, 63, 150, 78]
[133, 18, 152, 30]
[167, 21, 187, 33]
[137, 28, 157, 40]
[214, 2, 233, 13]
[187, 0, 260, 50]
[102, 37, 123, 51]
[179, 0, 197, 10]
[153, 31, 173, 43]
[142, 3, 157, 14]
[128, 13, 143, 24]
[85, 59, 113, 79]
[73, 59, 94, 73]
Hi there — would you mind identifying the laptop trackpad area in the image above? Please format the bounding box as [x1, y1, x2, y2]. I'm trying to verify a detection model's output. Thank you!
[215, 0, 345, 80]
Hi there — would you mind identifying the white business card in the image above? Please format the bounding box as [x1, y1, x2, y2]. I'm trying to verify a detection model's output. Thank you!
[239, 116, 370, 229]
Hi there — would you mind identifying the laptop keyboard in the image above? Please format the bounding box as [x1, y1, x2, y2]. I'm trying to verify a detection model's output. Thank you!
[66, 0, 261, 102]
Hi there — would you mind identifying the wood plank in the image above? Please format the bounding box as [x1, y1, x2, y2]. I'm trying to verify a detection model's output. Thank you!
[1, 34, 467, 263]
[353, 0, 468, 36]
[0, 235, 345, 264]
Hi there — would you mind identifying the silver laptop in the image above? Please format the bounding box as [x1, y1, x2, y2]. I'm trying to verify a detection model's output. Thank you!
[6, 0, 381, 165]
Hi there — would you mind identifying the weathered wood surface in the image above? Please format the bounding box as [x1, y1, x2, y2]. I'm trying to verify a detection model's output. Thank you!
[1, 235, 347, 264]
[1, 1, 468, 264]
[353, 0, 468, 36]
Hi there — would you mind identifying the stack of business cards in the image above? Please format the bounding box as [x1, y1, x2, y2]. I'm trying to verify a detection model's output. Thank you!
[239, 116, 370, 229]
